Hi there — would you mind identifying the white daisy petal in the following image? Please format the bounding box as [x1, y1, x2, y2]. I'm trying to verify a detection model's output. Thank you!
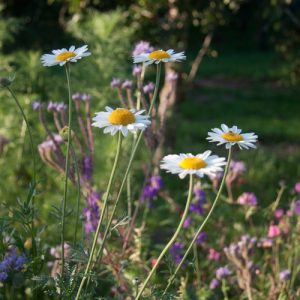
[207, 124, 258, 150]
[160, 152, 226, 179]
[92, 107, 151, 137]
[41, 45, 91, 67]
[133, 48, 186, 65]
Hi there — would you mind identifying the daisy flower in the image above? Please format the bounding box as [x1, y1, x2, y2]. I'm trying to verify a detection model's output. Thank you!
[160, 151, 226, 179]
[92, 107, 151, 137]
[207, 124, 258, 150]
[133, 49, 186, 66]
[41, 45, 91, 67]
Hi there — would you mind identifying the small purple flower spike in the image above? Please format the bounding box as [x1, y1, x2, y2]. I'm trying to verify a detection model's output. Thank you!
[216, 266, 231, 280]
[110, 78, 121, 88]
[132, 41, 154, 56]
[237, 192, 257, 206]
[32, 101, 42, 111]
[121, 80, 133, 89]
[133, 65, 142, 76]
[209, 278, 220, 289]
[279, 269, 291, 281]
[143, 82, 155, 94]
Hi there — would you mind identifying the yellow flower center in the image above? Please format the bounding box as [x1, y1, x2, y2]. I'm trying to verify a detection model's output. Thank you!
[108, 108, 136, 125]
[56, 51, 76, 61]
[148, 50, 171, 60]
[179, 157, 207, 170]
[222, 131, 243, 142]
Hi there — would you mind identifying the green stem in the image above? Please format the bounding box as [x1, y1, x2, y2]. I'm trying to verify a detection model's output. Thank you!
[75, 131, 123, 300]
[162, 148, 232, 297]
[6, 87, 37, 183]
[61, 63, 72, 277]
[148, 63, 161, 115]
[6, 86, 38, 299]
[70, 142, 81, 245]
[193, 242, 201, 287]
[222, 279, 229, 300]
[90, 64, 162, 270]
[135, 174, 194, 300]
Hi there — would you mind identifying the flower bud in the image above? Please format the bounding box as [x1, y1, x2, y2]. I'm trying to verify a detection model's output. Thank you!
[0, 77, 12, 88]
[59, 126, 74, 142]
[24, 238, 32, 250]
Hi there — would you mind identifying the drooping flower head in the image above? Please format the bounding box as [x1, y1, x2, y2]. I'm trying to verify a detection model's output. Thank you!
[274, 208, 284, 219]
[133, 49, 186, 66]
[209, 278, 220, 289]
[32, 101, 42, 111]
[268, 224, 281, 238]
[110, 78, 122, 88]
[294, 182, 300, 193]
[92, 106, 151, 137]
[216, 266, 231, 279]
[279, 269, 291, 281]
[237, 192, 257, 207]
[41, 45, 91, 67]
[207, 124, 258, 150]
[160, 151, 226, 179]
[132, 41, 154, 56]
[208, 248, 221, 261]
[143, 82, 155, 94]
[230, 160, 246, 175]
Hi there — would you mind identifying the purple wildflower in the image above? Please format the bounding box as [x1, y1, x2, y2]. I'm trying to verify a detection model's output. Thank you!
[140, 175, 164, 202]
[0, 248, 26, 280]
[294, 182, 300, 193]
[132, 41, 153, 56]
[166, 71, 178, 81]
[209, 278, 220, 289]
[81, 93, 91, 102]
[32, 101, 42, 111]
[150, 176, 163, 190]
[216, 266, 231, 279]
[279, 269, 291, 281]
[230, 160, 246, 175]
[141, 186, 157, 202]
[47, 101, 58, 112]
[132, 65, 142, 76]
[56, 102, 67, 112]
[72, 92, 81, 101]
[82, 156, 93, 181]
[274, 208, 284, 219]
[190, 185, 205, 215]
[0, 272, 8, 282]
[121, 80, 133, 89]
[110, 78, 121, 88]
[196, 232, 206, 245]
[183, 217, 191, 228]
[84, 191, 100, 234]
[292, 200, 300, 216]
[170, 242, 184, 265]
[237, 192, 257, 206]
[143, 82, 155, 94]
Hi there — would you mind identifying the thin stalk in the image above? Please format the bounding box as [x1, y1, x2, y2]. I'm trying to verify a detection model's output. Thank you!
[135, 174, 194, 300]
[6, 87, 38, 299]
[162, 148, 232, 297]
[61, 63, 72, 276]
[70, 143, 81, 244]
[193, 242, 201, 287]
[6, 87, 37, 183]
[91, 64, 162, 268]
[148, 64, 161, 115]
[75, 131, 123, 300]
[221, 279, 229, 300]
